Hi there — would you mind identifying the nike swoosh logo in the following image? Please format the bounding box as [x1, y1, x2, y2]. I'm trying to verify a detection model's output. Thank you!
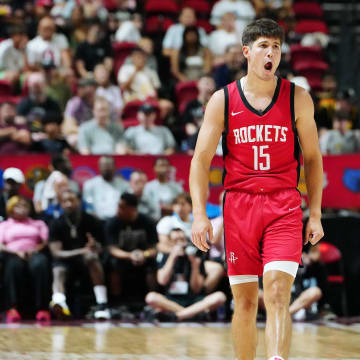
[289, 206, 300, 211]
[231, 111, 244, 116]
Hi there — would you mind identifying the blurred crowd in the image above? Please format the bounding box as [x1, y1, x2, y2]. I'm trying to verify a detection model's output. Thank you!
[0, 154, 332, 323]
[0, 0, 355, 322]
[0, 0, 357, 157]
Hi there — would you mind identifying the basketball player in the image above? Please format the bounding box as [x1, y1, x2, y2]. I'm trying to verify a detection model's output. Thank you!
[189, 19, 324, 360]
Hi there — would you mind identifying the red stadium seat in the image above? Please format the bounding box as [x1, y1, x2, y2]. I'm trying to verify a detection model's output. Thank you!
[122, 100, 144, 120]
[0, 80, 21, 104]
[319, 242, 348, 316]
[175, 80, 198, 115]
[102, 0, 117, 11]
[182, 0, 211, 16]
[197, 19, 213, 34]
[122, 99, 161, 127]
[293, 2, 324, 19]
[290, 44, 323, 68]
[295, 19, 328, 34]
[112, 42, 137, 77]
[145, 16, 174, 35]
[293, 59, 329, 91]
[145, 0, 179, 15]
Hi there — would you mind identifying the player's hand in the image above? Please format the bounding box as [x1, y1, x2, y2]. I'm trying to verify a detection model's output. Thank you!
[304, 216, 324, 245]
[191, 215, 212, 252]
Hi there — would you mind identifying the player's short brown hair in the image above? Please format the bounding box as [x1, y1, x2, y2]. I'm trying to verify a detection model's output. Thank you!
[242, 18, 284, 46]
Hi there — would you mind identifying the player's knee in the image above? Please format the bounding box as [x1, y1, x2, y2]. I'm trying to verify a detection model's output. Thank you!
[264, 280, 291, 308]
[233, 296, 258, 315]
[145, 291, 161, 305]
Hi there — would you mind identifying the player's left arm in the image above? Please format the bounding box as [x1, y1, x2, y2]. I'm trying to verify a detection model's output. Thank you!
[295, 85, 324, 245]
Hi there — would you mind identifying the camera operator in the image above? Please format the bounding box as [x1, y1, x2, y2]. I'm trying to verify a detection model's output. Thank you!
[145, 228, 226, 321]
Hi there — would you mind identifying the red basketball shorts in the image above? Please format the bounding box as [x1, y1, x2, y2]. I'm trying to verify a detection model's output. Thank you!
[223, 188, 303, 276]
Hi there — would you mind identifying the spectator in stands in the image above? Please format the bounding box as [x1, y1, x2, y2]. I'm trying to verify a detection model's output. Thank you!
[115, 12, 142, 43]
[38, 171, 70, 222]
[143, 157, 183, 217]
[210, 0, 255, 35]
[105, 192, 158, 301]
[321, 109, 360, 155]
[0, 167, 25, 221]
[0, 24, 28, 86]
[26, 15, 71, 71]
[75, 21, 113, 79]
[129, 169, 161, 222]
[33, 154, 78, 214]
[117, 47, 159, 103]
[145, 228, 226, 322]
[31, 113, 74, 155]
[65, 7, 87, 50]
[49, 189, 111, 320]
[78, 96, 125, 155]
[0, 196, 50, 322]
[124, 103, 176, 155]
[17, 72, 62, 133]
[181, 75, 215, 141]
[208, 12, 241, 65]
[214, 44, 246, 89]
[156, 192, 225, 294]
[0, 102, 31, 155]
[162, 7, 208, 58]
[94, 64, 123, 121]
[83, 156, 129, 221]
[81, 0, 108, 22]
[42, 60, 73, 112]
[62, 77, 96, 147]
[258, 244, 326, 321]
[118, 47, 174, 120]
[170, 26, 212, 82]
[124, 37, 158, 72]
[156, 193, 193, 251]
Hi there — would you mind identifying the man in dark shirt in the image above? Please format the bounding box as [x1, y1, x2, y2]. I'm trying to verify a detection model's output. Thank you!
[49, 189, 111, 319]
[105, 192, 158, 301]
[181, 75, 215, 152]
[214, 44, 246, 89]
[145, 228, 226, 321]
[75, 21, 113, 79]
[17, 72, 61, 133]
[31, 113, 73, 155]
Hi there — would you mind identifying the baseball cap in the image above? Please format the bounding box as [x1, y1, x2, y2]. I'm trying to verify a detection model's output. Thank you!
[3, 168, 25, 184]
[139, 103, 157, 114]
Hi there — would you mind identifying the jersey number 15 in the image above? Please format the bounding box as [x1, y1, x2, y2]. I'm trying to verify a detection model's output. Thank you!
[252, 145, 270, 171]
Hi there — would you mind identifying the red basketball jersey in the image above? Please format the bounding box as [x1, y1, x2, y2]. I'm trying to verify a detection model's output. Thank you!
[222, 77, 300, 193]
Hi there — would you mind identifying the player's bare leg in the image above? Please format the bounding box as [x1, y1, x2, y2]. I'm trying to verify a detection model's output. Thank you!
[231, 282, 259, 360]
[263, 270, 294, 360]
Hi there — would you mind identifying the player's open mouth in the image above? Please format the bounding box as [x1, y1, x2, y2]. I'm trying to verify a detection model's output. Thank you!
[264, 62, 273, 71]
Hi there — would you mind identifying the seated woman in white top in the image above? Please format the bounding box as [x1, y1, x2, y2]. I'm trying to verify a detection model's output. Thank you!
[170, 26, 212, 82]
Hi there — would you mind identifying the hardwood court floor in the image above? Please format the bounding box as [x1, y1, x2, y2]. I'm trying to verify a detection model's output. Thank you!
[0, 321, 359, 359]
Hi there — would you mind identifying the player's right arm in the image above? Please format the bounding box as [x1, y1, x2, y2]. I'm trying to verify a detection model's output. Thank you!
[189, 89, 225, 252]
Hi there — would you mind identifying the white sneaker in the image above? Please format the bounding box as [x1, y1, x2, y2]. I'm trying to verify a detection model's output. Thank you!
[293, 308, 306, 321]
[94, 304, 111, 320]
[50, 293, 71, 319]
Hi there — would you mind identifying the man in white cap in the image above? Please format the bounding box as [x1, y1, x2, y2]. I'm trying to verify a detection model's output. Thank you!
[0, 167, 25, 221]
